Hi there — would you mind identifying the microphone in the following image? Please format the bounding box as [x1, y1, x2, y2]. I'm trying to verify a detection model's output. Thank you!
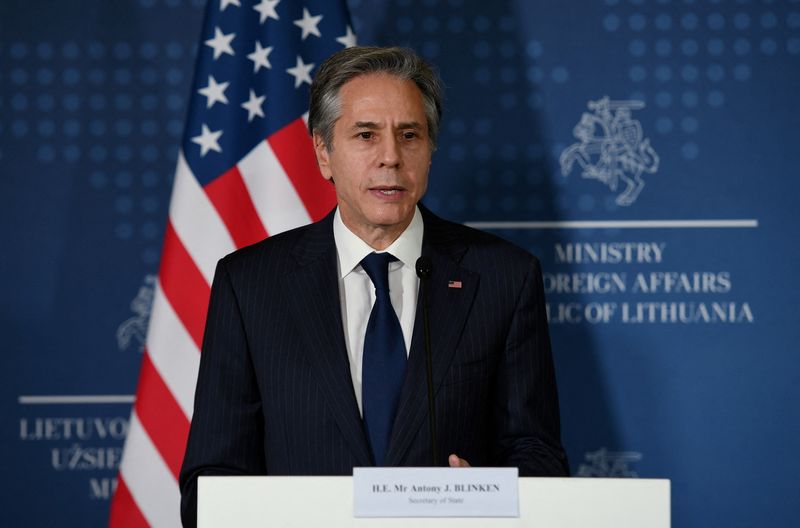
[415, 256, 432, 280]
[415, 256, 438, 466]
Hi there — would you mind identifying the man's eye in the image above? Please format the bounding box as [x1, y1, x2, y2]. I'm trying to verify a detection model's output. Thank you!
[402, 131, 417, 140]
[358, 131, 373, 139]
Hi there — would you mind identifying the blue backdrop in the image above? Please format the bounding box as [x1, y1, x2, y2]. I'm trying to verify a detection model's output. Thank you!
[2, 1, 799, 526]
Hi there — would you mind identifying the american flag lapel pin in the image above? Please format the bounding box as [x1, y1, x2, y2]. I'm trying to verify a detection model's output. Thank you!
[448, 280, 462, 289]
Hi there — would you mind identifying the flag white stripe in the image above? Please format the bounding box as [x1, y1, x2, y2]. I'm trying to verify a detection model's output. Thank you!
[170, 152, 236, 285]
[146, 281, 201, 419]
[238, 140, 312, 236]
[120, 411, 181, 528]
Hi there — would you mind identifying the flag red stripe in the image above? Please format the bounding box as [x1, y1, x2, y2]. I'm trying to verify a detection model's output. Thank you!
[108, 476, 150, 528]
[159, 221, 211, 349]
[204, 166, 269, 248]
[134, 350, 191, 480]
[268, 118, 336, 221]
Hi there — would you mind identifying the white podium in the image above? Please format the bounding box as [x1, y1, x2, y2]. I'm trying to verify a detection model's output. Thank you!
[198, 475, 670, 527]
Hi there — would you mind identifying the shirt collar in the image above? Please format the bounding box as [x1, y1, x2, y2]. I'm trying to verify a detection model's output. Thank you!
[333, 206, 424, 279]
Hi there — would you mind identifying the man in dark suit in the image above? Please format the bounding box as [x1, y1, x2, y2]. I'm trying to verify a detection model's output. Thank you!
[180, 46, 568, 526]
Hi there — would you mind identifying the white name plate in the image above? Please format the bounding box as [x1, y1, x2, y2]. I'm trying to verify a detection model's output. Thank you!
[353, 467, 519, 518]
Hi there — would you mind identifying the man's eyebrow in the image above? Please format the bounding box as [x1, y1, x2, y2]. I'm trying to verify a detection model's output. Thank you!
[351, 121, 424, 130]
[398, 121, 423, 130]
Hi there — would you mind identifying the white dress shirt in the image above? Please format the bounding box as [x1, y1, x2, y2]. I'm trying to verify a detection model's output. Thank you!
[333, 206, 423, 416]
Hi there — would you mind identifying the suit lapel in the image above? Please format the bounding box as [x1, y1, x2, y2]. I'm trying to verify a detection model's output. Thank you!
[283, 213, 372, 467]
[385, 209, 479, 466]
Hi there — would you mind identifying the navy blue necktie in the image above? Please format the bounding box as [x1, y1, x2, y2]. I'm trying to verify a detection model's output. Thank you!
[361, 252, 407, 466]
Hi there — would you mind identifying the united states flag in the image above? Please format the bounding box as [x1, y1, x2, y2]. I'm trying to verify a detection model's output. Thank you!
[109, 1, 354, 525]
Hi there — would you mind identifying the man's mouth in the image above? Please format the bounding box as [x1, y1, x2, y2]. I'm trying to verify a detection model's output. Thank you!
[370, 186, 405, 196]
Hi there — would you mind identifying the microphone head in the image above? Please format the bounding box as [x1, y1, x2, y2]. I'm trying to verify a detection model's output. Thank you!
[415, 256, 433, 279]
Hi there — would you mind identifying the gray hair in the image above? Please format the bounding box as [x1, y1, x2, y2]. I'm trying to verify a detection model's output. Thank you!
[308, 46, 444, 150]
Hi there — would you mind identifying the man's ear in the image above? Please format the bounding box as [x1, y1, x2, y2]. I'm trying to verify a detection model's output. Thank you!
[313, 132, 333, 181]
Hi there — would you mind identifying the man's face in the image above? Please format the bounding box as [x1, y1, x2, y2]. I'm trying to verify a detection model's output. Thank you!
[314, 73, 432, 246]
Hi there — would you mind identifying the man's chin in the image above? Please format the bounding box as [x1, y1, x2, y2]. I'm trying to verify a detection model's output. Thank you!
[370, 205, 416, 225]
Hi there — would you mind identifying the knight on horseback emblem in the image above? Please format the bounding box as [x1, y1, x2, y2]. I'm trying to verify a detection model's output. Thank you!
[560, 96, 659, 206]
[116, 274, 156, 353]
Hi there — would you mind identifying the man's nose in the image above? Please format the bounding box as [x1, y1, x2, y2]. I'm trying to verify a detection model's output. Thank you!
[378, 136, 401, 168]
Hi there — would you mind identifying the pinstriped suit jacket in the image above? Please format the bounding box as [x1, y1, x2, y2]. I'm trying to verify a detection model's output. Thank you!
[179, 206, 568, 526]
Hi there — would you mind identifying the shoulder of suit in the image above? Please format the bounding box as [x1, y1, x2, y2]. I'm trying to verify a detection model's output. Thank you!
[423, 207, 540, 268]
[216, 217, 329, 277]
